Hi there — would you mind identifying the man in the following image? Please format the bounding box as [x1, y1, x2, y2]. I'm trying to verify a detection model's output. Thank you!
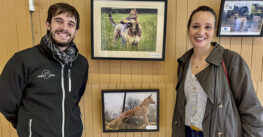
[231, 12, 248, 32]
[0, 3, 89, 137]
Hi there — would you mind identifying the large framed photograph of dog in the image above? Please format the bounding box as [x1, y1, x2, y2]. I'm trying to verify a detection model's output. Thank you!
[217, 0, 263, 37]
[101, 89, 159, 132]
[91, 0, 167, 60]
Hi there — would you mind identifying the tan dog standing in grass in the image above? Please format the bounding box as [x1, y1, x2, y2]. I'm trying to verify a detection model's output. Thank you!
[109, 8, 142, 49]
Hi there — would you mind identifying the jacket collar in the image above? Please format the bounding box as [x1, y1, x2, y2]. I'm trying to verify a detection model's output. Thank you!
[178, 42, 225, 66]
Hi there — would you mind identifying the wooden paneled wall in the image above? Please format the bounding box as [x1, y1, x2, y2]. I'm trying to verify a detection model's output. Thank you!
[0, 0, 33, 136]
[0, 0, 262, 137]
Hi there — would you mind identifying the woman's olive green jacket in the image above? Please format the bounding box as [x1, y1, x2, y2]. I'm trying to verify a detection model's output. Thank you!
[172, 42, 263, 137]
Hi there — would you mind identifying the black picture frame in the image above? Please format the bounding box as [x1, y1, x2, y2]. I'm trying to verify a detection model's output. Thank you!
[101, 89, 159, 132]
[217, 0, 263, 37]
[91, 0, 167, 60]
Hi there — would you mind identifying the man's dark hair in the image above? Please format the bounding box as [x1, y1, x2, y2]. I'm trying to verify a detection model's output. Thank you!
[46, 3, 80, 33]
[187, 6, 217, 30]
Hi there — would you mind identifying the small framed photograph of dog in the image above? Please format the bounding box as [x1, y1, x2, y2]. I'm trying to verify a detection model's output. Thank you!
[217, 0, 263, 37]
[101, 89, 159, 132]
[91, 0, 167, 60]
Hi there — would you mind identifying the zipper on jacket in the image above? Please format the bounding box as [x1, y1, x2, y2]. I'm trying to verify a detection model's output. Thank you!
[28, 119, 32, 137]
[68, 69, 71, 92]
[53, 54, 78, 137]
[61, 64, 65, 137]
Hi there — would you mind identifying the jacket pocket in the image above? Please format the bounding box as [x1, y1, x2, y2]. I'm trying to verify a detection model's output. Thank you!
[17, 109, 32, 137]
[171, 118, 180, 137]
[67, 107, 83, 137]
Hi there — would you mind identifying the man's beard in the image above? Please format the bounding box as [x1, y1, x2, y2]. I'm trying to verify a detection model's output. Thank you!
[49, 30, 75, 47]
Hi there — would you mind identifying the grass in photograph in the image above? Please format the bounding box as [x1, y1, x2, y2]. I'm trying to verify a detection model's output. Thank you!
[101, 12, 157, 51]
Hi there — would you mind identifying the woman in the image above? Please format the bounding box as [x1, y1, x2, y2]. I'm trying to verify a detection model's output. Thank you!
[172, 6, 263, 137]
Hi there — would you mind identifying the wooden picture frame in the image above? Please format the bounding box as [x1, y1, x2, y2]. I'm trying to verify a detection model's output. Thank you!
[101, 89, 159, 132]
[91, 0, 167, 60]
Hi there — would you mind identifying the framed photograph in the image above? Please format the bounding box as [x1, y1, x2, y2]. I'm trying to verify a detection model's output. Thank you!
[91, 0, 167, 60]
[217, 0, 263, 37]
[101, 89, 159, 132]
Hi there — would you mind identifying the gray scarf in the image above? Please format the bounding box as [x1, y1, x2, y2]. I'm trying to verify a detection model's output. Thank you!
[41, 34, 77, 64]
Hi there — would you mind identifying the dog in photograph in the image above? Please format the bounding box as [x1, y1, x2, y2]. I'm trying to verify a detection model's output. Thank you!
[108, 8, 142, 49]
[106, 94, 155, 129]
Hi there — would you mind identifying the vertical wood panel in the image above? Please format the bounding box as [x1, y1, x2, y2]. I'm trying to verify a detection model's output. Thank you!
[83, 84, 94, 137]
[32, 0, 42, 45]
[0, 115, 2, 137]
[109, 60, 121, 84]
[199, 0, 211, 6]
[133, 132, 142, 137]
[132, 61, 143, 83]
[74, 0, 87, 56]
[92, 84, 102, 137]
[35, 0, 50, 41]
[152, 62, 165, 83]
[84, 0, 91, 61]
[241, 38, 253, 69]
[0, 0, 32, 136]
[176, 0, 188, 58]
[219, 37, 231, 49]
[251, 38, 263, 81]
[254, 82, 258, 94]
[230, 37, 242, 54]
[165, 83, 175, 137]
[142, 62, 153, 83]
[157, 83, 166, 137]
[120, 61, 132, 83]
[15, 0, 33, 50]
[211, 0, 221, 44]
[99, 61, 110, 83]
[187, 0, 198, 50]
[0, 113, 11, 137]
[0, 0, 7, 73]
[257, 83, 263, 106]
[3, 0, 19, 59]
[210, 0, 221, 15]
[164, 0, 176, 83]
[89, 60, 100, 84]
[262, 58, 263, 83]
[86, 0, 99, 83]
[52, 0, 63, 4]
[64, 0, 73, 5]
[0, 114, 5, 137]
[101, 84, 110, 137]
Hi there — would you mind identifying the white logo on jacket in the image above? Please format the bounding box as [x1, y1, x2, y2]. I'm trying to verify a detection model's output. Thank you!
[37, 70, 55, 79]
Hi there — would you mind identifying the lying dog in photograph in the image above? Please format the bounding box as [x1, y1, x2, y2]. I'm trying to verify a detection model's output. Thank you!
[108, 8, 142, 49]
[106, 94, 155, 129]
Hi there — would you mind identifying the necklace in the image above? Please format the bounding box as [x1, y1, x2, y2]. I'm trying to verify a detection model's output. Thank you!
[191, 46, 213, 71]
[193, 60, 206, 69]
[191, 59, 209, 75]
